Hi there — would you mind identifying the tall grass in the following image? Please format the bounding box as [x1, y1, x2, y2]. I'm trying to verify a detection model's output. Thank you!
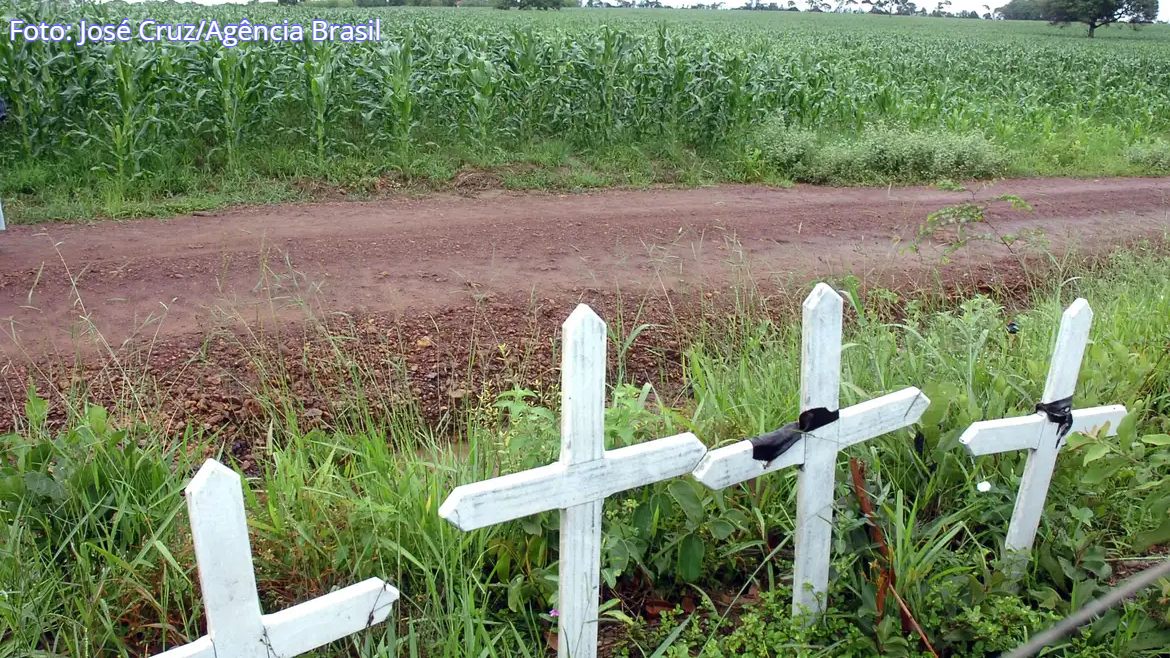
[3, 246, 1170, 656]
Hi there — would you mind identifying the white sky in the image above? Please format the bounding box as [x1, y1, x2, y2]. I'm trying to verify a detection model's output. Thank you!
[171, 0, 1170, 23]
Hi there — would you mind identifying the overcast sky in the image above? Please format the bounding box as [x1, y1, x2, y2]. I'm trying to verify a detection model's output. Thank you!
[173, 0, 1170, 23]
[649, 0, 1169, 19]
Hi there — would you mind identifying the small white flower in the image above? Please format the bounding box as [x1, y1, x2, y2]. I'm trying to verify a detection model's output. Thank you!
[977, 480, 992, 493]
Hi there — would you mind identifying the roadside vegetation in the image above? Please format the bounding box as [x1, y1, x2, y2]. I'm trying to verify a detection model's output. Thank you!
[2, 4, 1170, 222]
[998, 0, 1159, 38]
[3, 239, 1170, 656]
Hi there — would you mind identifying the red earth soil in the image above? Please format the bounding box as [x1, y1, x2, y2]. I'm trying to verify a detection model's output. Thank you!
[1, 177, 1168, 437]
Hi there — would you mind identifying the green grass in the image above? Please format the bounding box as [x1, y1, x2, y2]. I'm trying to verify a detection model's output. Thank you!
[3, 5, 1170, 223]
[4, 244, 1170, 656]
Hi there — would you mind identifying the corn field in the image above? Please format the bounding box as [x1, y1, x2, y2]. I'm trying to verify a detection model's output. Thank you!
[2, 4, 1170, 191]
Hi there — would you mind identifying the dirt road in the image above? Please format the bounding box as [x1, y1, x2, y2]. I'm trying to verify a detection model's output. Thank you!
[2, 177, 1168, 355]
[1, 177, 1168, 435]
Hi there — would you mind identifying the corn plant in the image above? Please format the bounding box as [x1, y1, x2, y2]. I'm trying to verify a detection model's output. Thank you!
[3, 3, 1170, 197]
[94, 44, 162, 190]
[206, 47, 266, 171]
[300, 39, 336, 168]
[358, 39, 416, 157]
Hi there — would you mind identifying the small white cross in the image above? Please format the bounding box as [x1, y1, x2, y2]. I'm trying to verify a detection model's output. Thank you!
[439, 305, 707, 658]
[152, 460, 399, 658]
[960, 299, 1126, 569]
[692, 283, 929, 617]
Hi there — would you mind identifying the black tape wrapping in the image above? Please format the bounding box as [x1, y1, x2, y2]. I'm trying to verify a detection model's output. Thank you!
[750, 407, 840, 464]
[1035, 395, 1074, 444]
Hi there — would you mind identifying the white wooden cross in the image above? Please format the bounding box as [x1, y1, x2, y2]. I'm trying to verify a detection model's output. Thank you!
[439, 305, 708, 658]
[152, 459, 399, 658]
[691, 283, 930, 617]
[960, 299, 1126, 570]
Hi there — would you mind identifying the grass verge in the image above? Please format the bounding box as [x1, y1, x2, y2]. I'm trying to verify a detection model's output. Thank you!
[4, 127, 1169, 224]
[3, 246, 1170, 656]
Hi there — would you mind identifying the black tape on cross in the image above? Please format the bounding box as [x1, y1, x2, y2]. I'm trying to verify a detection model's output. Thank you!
[1035, 395, 1074, 443]
[750, 407, 840, 464]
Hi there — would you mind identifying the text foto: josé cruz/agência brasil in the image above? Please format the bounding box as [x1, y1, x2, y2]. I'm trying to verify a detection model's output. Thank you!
[6, 18, 384, 47]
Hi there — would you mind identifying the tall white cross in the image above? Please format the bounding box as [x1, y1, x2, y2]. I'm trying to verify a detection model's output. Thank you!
[152, 460, 399, 658]
[691, 283, 930, 617]
[439, 305, 708, 658]
[960, 299, 1126, 571]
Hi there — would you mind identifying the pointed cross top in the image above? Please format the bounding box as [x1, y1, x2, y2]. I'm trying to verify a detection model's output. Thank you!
[1041, 298, 1092, 404]
[801, 283, 843, 413]
[564, 303, 606, 333]
[561, 303, 607, 464]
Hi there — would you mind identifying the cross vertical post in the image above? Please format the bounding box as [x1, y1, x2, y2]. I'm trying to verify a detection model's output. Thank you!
[692, 283, 930, 618]
[151, 460, 399, 658]
[439, 304, 708, 658]
[558, 304, 606, 657]
[186, 461, 265, 654]
[792, 284, 842, 616]
[960, 299, 1126, 575]
[1009, 299, 1091, 554]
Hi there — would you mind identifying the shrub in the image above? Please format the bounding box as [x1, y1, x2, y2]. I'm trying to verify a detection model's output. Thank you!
[1125, 140, 1170, 173]
[804, 127, 1008, 185]
[748, 120, 817, 173]
[746, 119, 1008, 185]
[703, 587, 875, 656]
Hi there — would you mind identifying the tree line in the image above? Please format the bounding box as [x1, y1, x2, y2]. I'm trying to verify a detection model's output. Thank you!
[706, 0, 1158, 36]
[997, 0, 1158, 36]
[736, 0, 989, 17]
[283, 0, 1161, 36]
